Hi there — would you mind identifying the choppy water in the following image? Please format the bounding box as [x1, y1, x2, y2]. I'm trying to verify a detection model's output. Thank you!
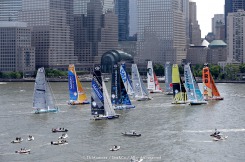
[0, 82, 245, 162]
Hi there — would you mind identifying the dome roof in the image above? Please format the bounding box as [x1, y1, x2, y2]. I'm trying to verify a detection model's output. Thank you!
[201, 39, 209, 47]
[209, 40, 227, 47]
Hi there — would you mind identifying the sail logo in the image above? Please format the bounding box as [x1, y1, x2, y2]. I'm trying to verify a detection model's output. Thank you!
[92, 80, 103, 100]
[184, 70, 191, 92]
[120, 67, 127, 82]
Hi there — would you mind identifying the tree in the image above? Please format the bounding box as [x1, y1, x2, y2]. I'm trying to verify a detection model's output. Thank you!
[239, 64, 245, 73]
[153, 64, 164, 76]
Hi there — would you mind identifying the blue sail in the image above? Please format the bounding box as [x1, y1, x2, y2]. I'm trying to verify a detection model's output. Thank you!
[120, 63, 134, 96]
[120, 69, 132, 106]
[91, 65, 104, 115]
[68, 71, 78, 101]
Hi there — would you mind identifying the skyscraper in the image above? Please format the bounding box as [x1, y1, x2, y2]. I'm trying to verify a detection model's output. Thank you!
[19, 0, 77, 69]
[115, 0, 129, 41]
[0, 0, 22, 21]
[189, 1, 201, 45]
[225, 0, 245, 39]
[227, 10, 245, 63]
[129, 0, 137, 37]
[136, 0, 187, 64]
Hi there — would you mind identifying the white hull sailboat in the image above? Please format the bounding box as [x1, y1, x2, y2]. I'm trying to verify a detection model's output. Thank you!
[147, 61, 163, 93]
[33, 67, 58, 114]
[132, 64, 152, 101]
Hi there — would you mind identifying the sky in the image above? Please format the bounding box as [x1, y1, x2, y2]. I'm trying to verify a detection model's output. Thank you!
[194, 0, 225, 38]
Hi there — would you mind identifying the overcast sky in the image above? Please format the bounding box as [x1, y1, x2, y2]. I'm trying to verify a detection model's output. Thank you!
[194, 0, 225, 38]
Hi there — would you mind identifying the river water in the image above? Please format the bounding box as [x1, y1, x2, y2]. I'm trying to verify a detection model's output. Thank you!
[0, 82, 245, 162]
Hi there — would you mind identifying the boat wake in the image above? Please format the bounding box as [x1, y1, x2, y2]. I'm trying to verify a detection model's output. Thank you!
[183, 128, 245, 133]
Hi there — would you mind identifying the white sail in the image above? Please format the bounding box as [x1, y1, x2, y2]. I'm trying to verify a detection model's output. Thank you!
[132, 64, 151, 101]
[120, 63, 134, 96]
[33, 67, 58, 113]
[102, 79, 116, 117]
[147, 61, 155, 90]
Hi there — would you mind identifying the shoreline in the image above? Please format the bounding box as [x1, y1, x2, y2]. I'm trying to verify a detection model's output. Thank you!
[0, 78, 245, 83]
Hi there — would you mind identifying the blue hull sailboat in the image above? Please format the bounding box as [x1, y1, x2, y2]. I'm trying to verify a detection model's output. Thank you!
[184, 63, 207, 105]
[111, 63, 135, 110]
[33, 67, 58, 114]
[91, 65, 119, 120]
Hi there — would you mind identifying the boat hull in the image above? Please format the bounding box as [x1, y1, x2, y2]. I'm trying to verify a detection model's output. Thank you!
[114, 105, 135, 110]
[68, 100, 90, 105]
[189, 101, 208, 105]
[171, 101, 188, 104]
[136, 96, 152, 101]
[122, 132, 141, 137]
[34, 108, 58, 114]
[205, 97, 224, 101]
[149, 89, 163, 93]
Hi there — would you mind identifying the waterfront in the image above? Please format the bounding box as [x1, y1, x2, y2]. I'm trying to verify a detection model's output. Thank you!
[0, 82, 245, 162]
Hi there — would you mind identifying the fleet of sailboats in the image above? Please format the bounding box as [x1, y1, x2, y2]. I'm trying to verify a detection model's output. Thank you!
[147, 61, 163, 93]
[202, 64, 224, 100]
[68, 64, 89, 105]
[32, 67, 58, 114]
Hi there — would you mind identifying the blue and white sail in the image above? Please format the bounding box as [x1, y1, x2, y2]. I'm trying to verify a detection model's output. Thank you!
[165, 62, 173, 95]
[91, 65, 119, 120]
[112, 63, 135, 109]
[120, 63, 134, 96]
[184, 63, 207, 105]
[33, 67, 58, 114]
[132, 64, 151, 101]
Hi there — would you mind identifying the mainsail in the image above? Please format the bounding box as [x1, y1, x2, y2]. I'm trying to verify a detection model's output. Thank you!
[202, 65, 223, 100]
[165, 62, 173, 95]
[132, 64, 151, 101]
[184, 63, 207, 105]
[68, 64, 89, 105]
[172, 64, 187, 104]
[91, 65, 104, 116]
[112, 63, 135, 109]
[120, 63, 134, 96]
[147, 61, 163, 93]
[33, 67, 58, 113]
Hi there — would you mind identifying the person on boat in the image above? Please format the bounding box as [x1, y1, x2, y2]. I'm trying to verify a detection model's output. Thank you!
[114, 145, 117, 148]
[213, 129, 220, 136]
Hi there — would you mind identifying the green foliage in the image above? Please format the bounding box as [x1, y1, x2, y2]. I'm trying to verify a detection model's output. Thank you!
[239, 64, 245, 73]
[224, 64, 240, 80]
[45, 69, 67, 78]
[153, 64, 164, 76]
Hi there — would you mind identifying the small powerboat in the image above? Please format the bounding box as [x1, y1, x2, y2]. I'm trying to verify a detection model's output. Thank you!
[51, 139, 68, 145]
[11, 137, 23, 143]
[52, 128, 68, 133]
[212, 135, 228, 141]
[122, 131, 141, 137]
[110, 145, 120, 151]
[130, 158, 144, 162]
[27, 135, 34, 141]
[15, 148, 31, 154]
[59, 133, 68, 139]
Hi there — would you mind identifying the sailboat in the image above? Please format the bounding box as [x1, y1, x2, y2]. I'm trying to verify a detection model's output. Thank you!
[33, 67, 58, 114]
[68, 64, 89, 105]
[164, 62, 173, 95]
[171, 64, 188, 104]
[120, 63, 135, 96]
[111, 63, 135, 110]
[184, 63, 207, 105]
[202, 64, 224, 100]
[91, 65, 119, 120]
[147, 61, 163, 93]
[131, 64, 152, 101]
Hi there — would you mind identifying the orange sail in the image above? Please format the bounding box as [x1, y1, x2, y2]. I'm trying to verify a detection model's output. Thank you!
[68, 64, 90, 105]
[202, 65, 223, 100]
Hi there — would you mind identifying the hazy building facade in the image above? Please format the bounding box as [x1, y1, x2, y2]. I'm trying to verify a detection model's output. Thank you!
[136, 0, 187, 65]
[208, 40, 227, 64]
[73, 0, 118, 70]
[19, 0, 77, 69]
[115, 0, 129, 41]
[189, 1, 201, 45]
[187, 46, 208, 65]
[212, 14, 224, 35]
[0, 22, 35, 72]
[0, 0, 22, 21]
[225, 0, 245, 39]
[227, 10, 245, 63]
[129, 0, 137, 37]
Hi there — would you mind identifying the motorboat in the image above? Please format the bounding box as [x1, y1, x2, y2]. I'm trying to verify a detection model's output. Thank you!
[110, 145, 120, 151]
[51, 139, 68, 145]
[15, 148, 31, 154]
[52, 128, 68, 133]
[27, 135, 34, 141]
[11, 137, 23, 143]
[59, 133, 68, 139]
[122, 131, 141, 137]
